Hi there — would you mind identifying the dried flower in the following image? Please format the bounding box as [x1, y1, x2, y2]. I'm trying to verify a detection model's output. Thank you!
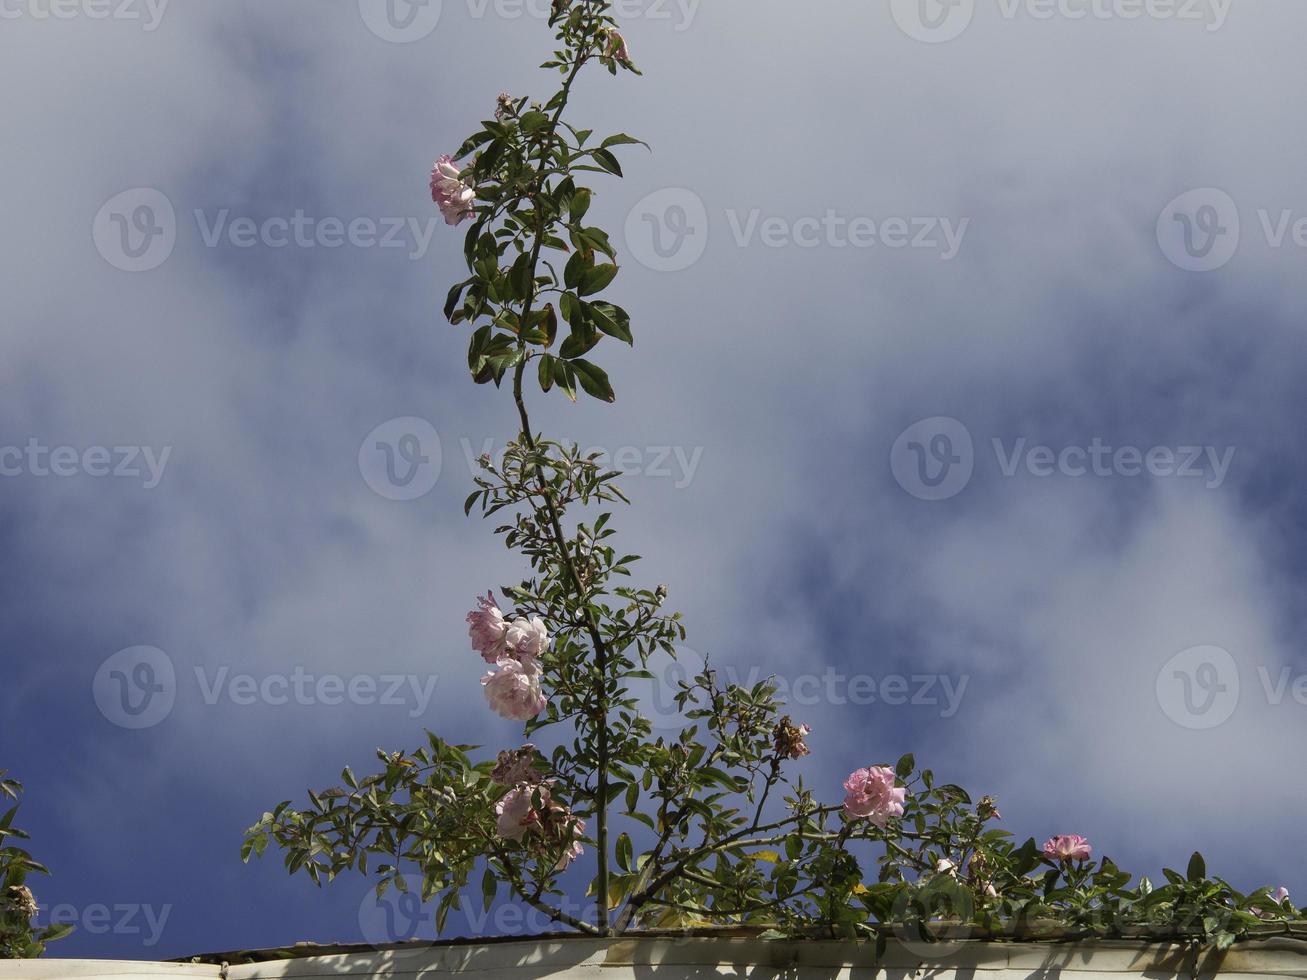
[772, 716, 812, 759]
[492, 745, 541, 786]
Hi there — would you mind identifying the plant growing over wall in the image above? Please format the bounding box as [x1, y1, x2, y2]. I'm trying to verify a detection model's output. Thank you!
[1, 774, 72, 959]
[246, 0, 1300, 950]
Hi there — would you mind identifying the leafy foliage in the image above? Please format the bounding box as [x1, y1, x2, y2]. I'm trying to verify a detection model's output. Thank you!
[1, 774, 72, 958]
[246, 0, 1301, 951]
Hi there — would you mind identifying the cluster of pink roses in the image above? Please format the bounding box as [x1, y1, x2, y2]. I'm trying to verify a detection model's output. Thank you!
[469, 592, 550, 722]
[491, 745, 585, 870]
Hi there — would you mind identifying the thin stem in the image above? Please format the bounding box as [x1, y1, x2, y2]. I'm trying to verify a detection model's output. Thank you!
[505, 0, 615, 934]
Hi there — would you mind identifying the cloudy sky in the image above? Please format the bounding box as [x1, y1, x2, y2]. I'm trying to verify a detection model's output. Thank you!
[4, 0, 1307, 961]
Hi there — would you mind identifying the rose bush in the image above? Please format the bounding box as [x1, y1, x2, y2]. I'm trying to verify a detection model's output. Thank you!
[245, 0, 1300, 951]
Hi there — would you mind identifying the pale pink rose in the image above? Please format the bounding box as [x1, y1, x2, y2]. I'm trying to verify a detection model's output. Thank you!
[1042, 835, 1092, 862]
[507, 616, 549, 662]
[842, 766, 906, 827]
[482, 658, 547, 721]
[1271, 886, 1290, 905]
[430, 154, 475, 226]
[555, 815, 586, 871]
[495, 783, 544, 841]
[983, 882, 998, 899]
[468, 591, 511, 663]
[603, 29, 631, 63]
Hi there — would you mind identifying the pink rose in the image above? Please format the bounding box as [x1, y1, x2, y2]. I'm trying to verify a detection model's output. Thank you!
[430, 154, 475, 226]
[507, 616, 549, 662]
[842, 766, 906, 827]
[468, 591, 511, 664]
[493, 782, 585, 870]
[495, 783, 543, 841]
[555, 815, 585, 871]
[1042, 835, 1092, 862]
[1271, 886, 1290, 905]
[482, 658, 547, 721]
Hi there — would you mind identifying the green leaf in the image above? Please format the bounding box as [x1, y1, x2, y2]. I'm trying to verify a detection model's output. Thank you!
[1187, 851, 1207, 882]
[601, 133, 647, 150]
[570, 359, 615, 402]
[564, 250, 593, 290]
[591, 148, 623, 176]
[570, 188, 592, 221]
[578, 264, 618, 297]
[616, 833, 633, 873]
[588, 303, 633, 344]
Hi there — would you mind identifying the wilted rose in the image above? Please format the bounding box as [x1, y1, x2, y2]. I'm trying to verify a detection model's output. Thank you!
[492, 745, 541, 786]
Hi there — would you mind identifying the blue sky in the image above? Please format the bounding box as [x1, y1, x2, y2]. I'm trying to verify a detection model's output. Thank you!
[4, 0, 1307, 961]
